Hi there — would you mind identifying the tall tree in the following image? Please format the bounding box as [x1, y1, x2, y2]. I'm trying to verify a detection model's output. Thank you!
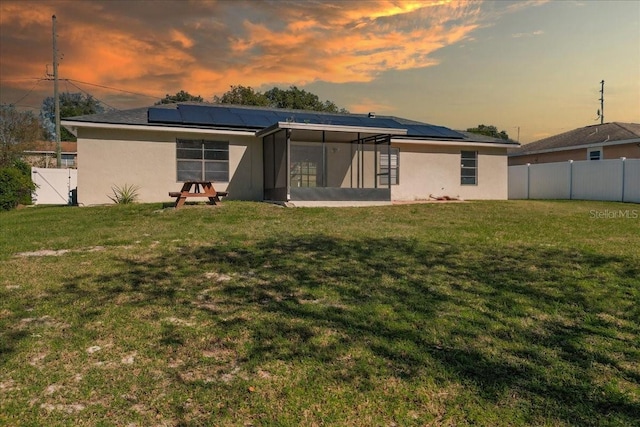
[41, 92, 104, 142]
[156, 90, 204, 105]
[466, 124, 510, 141]
[213, 85, 269, 106]
[214, 85, 348, 113]
[264, 86, 348, 113]
[0, 105, 42, 167]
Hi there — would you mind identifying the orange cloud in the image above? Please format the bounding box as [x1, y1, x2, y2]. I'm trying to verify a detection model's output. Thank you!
[0, 0, 484, 107]
[170, 29, 195, 49]
[227, 1, 480, 88]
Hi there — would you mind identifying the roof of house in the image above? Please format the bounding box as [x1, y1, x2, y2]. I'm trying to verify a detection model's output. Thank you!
[24, 141, 77, 154]
[456, 131, 511, 144]
[509, 122, 640, 156]
[64, 103, 518, 145]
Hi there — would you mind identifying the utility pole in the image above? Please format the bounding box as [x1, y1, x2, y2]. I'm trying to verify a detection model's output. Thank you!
[53, 15, 61, 168]
[598, 80, 604, 125]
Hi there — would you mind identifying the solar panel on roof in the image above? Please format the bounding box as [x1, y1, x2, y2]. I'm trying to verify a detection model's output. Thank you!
[250, 114, 275, 127]
[178, 105, 215, 125]
[209, 110, 245, 127]
[401, 124, 464, 139]
[147, 104, 465, 138]
[148, 108, 182, 123]
[234, 109, 276, 127]
[430, 125, 465, 138]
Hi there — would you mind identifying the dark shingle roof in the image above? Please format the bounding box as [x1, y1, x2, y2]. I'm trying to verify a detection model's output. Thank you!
[64, 104, 173, 126]
[510, 122, 640, 156]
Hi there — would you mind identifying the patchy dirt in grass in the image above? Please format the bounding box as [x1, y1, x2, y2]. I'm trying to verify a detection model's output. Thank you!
[15, 246, 106, 257]
[204, 272, 232, 282]
[86, 345, 102, 354]
[121, 352, 137, 365]
[17, 315, 70, 331]
[28, 352, 48, 367]
[44, 384, 63, 395]
[17, 249, 70, 257]
[163, 317, 195, 327]
[0, 379, 17, 392]
[39, 402, 85, 413]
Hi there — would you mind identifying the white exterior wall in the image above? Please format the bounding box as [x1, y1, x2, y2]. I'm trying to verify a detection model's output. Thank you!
[391, 144, 509, 200]
[75, 126, 512, 205]
[77, 128, 262, 205]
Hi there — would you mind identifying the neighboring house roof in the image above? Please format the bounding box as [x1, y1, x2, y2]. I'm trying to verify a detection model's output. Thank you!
[509, 122, 640, 157]
[64, 103, 519, 145]
[23, 141, 77, 154]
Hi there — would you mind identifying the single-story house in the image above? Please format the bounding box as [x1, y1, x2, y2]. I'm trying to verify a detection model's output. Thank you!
[61, 103, 518, 206]
[509, 122, 640, 166]
[22, 141, 77, 169]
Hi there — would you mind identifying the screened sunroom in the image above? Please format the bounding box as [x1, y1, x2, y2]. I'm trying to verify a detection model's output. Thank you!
[259, 122, 405, 202]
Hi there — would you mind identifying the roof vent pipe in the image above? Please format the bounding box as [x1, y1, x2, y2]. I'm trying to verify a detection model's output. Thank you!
[368, 112, 376, 118]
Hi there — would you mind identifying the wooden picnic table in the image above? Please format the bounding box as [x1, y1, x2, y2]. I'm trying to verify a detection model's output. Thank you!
[169, 181, 227, 208]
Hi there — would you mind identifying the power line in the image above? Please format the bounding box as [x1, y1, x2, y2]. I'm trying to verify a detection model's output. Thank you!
[66, 79, 119, 111]
[0, 77, 42, 82]
[2, 76, 163, 109]
[7, 78, 46, 106]
[67, 78, 162, 101]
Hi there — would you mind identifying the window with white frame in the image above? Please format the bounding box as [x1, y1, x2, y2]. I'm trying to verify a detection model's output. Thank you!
[290, 143, 323, 187]
[176, 139, 229, 182]
[61, 154, 75, 168]
[588, 147, 602, 161]
[379, 147, 399, 186]
[461, 150, 477, 185]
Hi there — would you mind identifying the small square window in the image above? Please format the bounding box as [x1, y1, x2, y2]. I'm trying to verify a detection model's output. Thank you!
[588, 148, 602, 161]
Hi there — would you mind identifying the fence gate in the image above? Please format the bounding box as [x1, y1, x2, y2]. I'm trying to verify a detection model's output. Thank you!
[31, 167, 78, 205]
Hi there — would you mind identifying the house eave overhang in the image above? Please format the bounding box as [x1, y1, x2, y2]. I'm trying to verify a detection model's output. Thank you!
[255, 121, 408, 138]
[392, 137, 519, 149]
[508, 137, 640, 157]
[61, 120, 257, 137]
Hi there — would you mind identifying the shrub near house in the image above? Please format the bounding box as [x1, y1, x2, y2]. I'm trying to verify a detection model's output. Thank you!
[0, 160, 35, 210]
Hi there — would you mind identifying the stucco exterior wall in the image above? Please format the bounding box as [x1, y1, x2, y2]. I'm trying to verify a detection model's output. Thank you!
[77, 128, 262, 205]
[391, 144, 509, 200]
[76, 126, 510, 204]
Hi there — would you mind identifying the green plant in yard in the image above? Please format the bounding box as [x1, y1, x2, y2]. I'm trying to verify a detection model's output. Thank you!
[0, 160, 35, 210]
[0, 201, 638, 426]
[107, 183, 140, 204]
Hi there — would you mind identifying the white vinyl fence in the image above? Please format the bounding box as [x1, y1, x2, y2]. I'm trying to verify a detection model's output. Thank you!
[509, 158, 640, 203]
[31, 167, 77, 205]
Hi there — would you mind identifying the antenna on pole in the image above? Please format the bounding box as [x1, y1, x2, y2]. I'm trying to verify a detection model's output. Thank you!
[597, 80, 604, 125]
[53, 15, 61, 168]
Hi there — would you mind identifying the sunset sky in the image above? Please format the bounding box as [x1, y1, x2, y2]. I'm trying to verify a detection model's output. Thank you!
[1, 0, 638, 143]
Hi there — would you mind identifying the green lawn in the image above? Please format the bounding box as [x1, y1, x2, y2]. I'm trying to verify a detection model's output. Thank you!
[1, 200, 638, 426]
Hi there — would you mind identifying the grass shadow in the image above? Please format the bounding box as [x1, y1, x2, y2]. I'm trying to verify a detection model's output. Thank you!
[52, 233, 639, 425]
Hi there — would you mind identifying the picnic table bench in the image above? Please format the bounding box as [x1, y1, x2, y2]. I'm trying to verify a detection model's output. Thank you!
[169, 181, 227, 208]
